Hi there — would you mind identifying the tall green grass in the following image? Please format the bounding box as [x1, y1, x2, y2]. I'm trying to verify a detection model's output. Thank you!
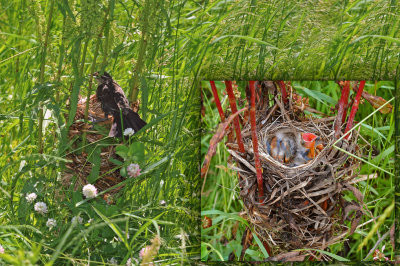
[201, 80, 395, 261]
[0, 0, 201, 264]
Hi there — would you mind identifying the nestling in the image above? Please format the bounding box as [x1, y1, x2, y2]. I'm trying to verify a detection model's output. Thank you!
[266, 129, 324, 167]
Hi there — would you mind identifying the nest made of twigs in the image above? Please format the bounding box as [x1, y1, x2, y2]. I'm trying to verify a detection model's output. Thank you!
[229, 84, 364, 255]
[62, 95, 123, 199]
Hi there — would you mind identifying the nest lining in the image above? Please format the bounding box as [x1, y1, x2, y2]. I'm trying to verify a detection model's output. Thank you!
[230, 91, 363, 254]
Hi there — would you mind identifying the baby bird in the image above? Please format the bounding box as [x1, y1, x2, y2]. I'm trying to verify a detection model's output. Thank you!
[266, 130, 297, 164]
[291, 132, 324, 167]
[266, 130, 324, 167]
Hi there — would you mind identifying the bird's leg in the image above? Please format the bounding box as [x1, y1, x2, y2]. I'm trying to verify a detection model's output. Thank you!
[89, 114, 110, 129]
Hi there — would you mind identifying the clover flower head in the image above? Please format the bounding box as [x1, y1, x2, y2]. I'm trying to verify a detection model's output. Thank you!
[127, 163, 141, 178]
[46, 218, 57, 229]
[123, 128, 135, 137]
[108, 257, 118, 265]
[82, 184, 97, 199]
[26, 192, 37, 203]
[34, 202, 48, 215]
[71, 216, 83, 224]
[0, 244, 4, 254]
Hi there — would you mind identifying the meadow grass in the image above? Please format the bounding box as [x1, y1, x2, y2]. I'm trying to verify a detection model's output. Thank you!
[0, 0, 200, 264]
[201, 80, 395, 261]
[0, 0, 398, 264]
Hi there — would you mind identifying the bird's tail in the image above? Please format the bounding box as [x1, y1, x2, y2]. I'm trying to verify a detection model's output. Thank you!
[110, 109, 147, 137]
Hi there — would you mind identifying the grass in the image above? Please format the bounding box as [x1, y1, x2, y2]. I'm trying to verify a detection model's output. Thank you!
[201, 80, 395, 261]
[0, 0, 201, 264]
[0, 0, 398, 264]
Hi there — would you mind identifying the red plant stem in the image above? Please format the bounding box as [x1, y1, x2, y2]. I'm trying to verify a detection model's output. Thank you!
[334, 81, 350, 139]
[340, 84, 350, 124]
[344, 81, 365, 140]
[225, 81, 245, 153]
[249, 81, 264, 203]
[210, 81, 225, 122]
[277, 81, 288, 104]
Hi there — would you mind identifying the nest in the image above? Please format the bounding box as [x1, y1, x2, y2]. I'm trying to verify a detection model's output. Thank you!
[229, 84, 364, 255]
[62, 95, 123, 200]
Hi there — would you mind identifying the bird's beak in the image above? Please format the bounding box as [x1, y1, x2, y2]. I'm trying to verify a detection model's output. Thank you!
[302, 133, 317, 158]
[316, 143, 324, 151]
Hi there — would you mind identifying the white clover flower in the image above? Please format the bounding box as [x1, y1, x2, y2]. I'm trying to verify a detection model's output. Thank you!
[127, 163, 141, 178]
[123, 128, 135, 137]
[25, 192, 37, 203]
[71, 216, 83, 224]
[46, 218, 57, 229]
[108, 257, 118, 265]
[34, 202, 48, 215]
[82, 184, 97, 198]
[159, 200, 166, 206]
[175, 232, 188, 240]
[0, 244, 4, 254]
[126, 258, 132, 266]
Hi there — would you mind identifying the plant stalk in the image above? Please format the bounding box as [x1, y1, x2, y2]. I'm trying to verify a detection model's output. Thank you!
[249, 81, 264, 203]
[38, 0, 54, 153]
[225, 81, 245, 153]
[209, 81, 225, 122]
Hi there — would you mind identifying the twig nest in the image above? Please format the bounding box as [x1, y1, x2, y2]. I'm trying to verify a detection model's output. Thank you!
[63, 95, 124, 197]
[230, 88, 363, 255]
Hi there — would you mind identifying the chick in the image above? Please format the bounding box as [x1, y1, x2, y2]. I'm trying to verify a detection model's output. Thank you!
[291, 132, 324, 167]
[266, 130, 324, 167]
[266, 130, 297, 164]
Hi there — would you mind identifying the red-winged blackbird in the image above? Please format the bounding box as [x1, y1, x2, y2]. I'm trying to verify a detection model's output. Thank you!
[93, 71, 147, 137]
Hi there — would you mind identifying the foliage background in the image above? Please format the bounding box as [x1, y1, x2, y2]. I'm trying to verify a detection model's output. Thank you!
[201, 80, 395, 261]
[0, 0, 398, 264]
[0, 0, 201, 264]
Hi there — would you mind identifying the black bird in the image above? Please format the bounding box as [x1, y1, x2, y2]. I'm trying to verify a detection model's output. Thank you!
[93, 71, 147, 137]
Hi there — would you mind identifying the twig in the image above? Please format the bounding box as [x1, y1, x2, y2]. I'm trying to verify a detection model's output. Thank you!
[363, 226, 391, 261]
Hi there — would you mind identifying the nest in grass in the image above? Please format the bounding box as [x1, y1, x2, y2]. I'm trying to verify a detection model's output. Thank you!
[62, 95, 123, 200]
[229, 84, 365, 255]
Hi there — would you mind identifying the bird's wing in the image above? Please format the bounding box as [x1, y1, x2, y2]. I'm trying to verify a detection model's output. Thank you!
[111, 82, 131, 110]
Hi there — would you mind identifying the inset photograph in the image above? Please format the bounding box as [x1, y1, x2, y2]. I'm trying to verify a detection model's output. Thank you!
[201, 81, 394, 262]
